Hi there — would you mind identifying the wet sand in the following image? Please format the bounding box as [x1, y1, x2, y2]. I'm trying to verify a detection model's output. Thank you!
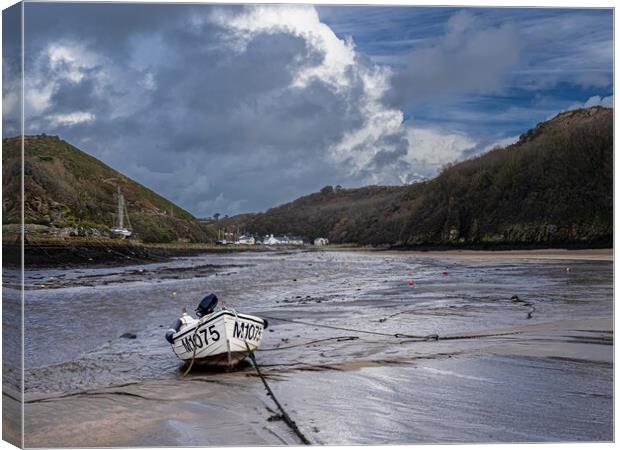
[6, 249, 613, 446]
[347, 248, 613, 261]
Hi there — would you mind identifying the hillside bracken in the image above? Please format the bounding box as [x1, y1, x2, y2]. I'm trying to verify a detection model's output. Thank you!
[2, 135, 213, 243]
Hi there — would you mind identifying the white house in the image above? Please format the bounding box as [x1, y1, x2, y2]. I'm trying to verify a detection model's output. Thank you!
[263, 234, 289, 245]
[263, 234, 277, 245]
[235, 235, 255, 245]
[289, 236, 304, 246]
[314, 237, 329, 246]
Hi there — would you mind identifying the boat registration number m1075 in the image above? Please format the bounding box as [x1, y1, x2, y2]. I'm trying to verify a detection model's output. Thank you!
[180, 325, 220, 353]
[233, 320, 263, 342]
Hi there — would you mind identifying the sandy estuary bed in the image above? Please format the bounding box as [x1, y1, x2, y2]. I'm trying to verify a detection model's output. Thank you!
[4, 249, 613, 446]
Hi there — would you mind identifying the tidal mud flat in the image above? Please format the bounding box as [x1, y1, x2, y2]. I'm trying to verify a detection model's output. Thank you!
[4, 249, 613, 446]
[2, 238, 275, 268]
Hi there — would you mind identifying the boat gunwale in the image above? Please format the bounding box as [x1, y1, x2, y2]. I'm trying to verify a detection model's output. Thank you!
[171, 310, 266, 342]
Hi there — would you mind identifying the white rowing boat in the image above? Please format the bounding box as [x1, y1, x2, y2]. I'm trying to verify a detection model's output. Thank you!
[165, 294, 268, 369]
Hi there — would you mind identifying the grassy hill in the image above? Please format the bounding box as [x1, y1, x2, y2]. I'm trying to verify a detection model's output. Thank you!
[222, 106, 612, 248]
[2, 135, 213, 243]
[220, 184, 421, 244]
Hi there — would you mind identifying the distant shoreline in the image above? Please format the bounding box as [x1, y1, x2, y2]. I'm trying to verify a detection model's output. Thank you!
[3, 237, 612, 268]
[3, 238, 277, 268]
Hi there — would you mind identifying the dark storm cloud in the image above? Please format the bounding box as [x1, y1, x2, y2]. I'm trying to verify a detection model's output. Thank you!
[386, 11, 523, 108]
[24, 3, 191, 52]
[49, 76, 102, 113]
[10, 4, 613, 217]
[3, 3, 22, 137]
[143, 31, 345, 157]
[19, 4, 397, 216]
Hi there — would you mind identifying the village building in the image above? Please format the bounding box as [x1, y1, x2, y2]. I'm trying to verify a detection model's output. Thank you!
[235, 235, 256, 245]
[314, 237, 329, 246]
[263, 234, 289, 245]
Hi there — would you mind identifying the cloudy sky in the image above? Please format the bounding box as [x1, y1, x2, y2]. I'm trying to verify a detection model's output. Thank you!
[3, 3, 613, 217]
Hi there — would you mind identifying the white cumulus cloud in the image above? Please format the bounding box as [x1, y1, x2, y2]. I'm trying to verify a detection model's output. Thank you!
[403, 127, 476, 175]
[210, 5, 358, 91]
[566, 95, 613, 111]
[48, 111, 95, 126]
[210, 5, 412, 186]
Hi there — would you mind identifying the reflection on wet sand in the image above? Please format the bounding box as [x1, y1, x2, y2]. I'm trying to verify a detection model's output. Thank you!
[14, 250, 613, 446]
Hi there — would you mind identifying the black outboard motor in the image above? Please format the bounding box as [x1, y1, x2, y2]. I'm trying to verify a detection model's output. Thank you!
[195, 293, 218, 318]
[165, 294, 219, 344]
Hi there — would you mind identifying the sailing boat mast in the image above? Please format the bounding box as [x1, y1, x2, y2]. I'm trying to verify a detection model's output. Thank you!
[112, 186, 132, 238]
[117, 186, 124, 229]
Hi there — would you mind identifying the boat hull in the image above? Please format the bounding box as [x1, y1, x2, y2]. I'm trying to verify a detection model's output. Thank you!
[170, 310, 267, 369]
[111, 227, 132, 237]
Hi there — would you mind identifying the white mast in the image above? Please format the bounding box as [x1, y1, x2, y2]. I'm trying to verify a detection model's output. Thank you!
[117, 186, 124, 229]
[112, 186, 132, 237]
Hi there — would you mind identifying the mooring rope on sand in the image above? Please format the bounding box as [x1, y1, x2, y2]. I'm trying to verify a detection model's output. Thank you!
[245, 342, 311, 445]
[259, 335, 360, 351]
[260, 314, 438, 340]
[179, 310, 521, 444]
[241, 314, 522, 445]
[259, 314, 522, 343]
[225, 308, 309, 444]
[178, 309, 310, 444]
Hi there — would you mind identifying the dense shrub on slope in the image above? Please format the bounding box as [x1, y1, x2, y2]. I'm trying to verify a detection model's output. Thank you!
[222, 107, 612, 248]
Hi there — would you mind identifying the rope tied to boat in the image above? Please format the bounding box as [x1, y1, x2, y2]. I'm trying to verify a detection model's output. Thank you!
[181, 304, 233, 377]
[258, 314, 522, 344]
[181, 317, 205, 377]
[259, 314, 438, 340]
[244, 341, 311, 445]
[226, 307, 311, 445]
